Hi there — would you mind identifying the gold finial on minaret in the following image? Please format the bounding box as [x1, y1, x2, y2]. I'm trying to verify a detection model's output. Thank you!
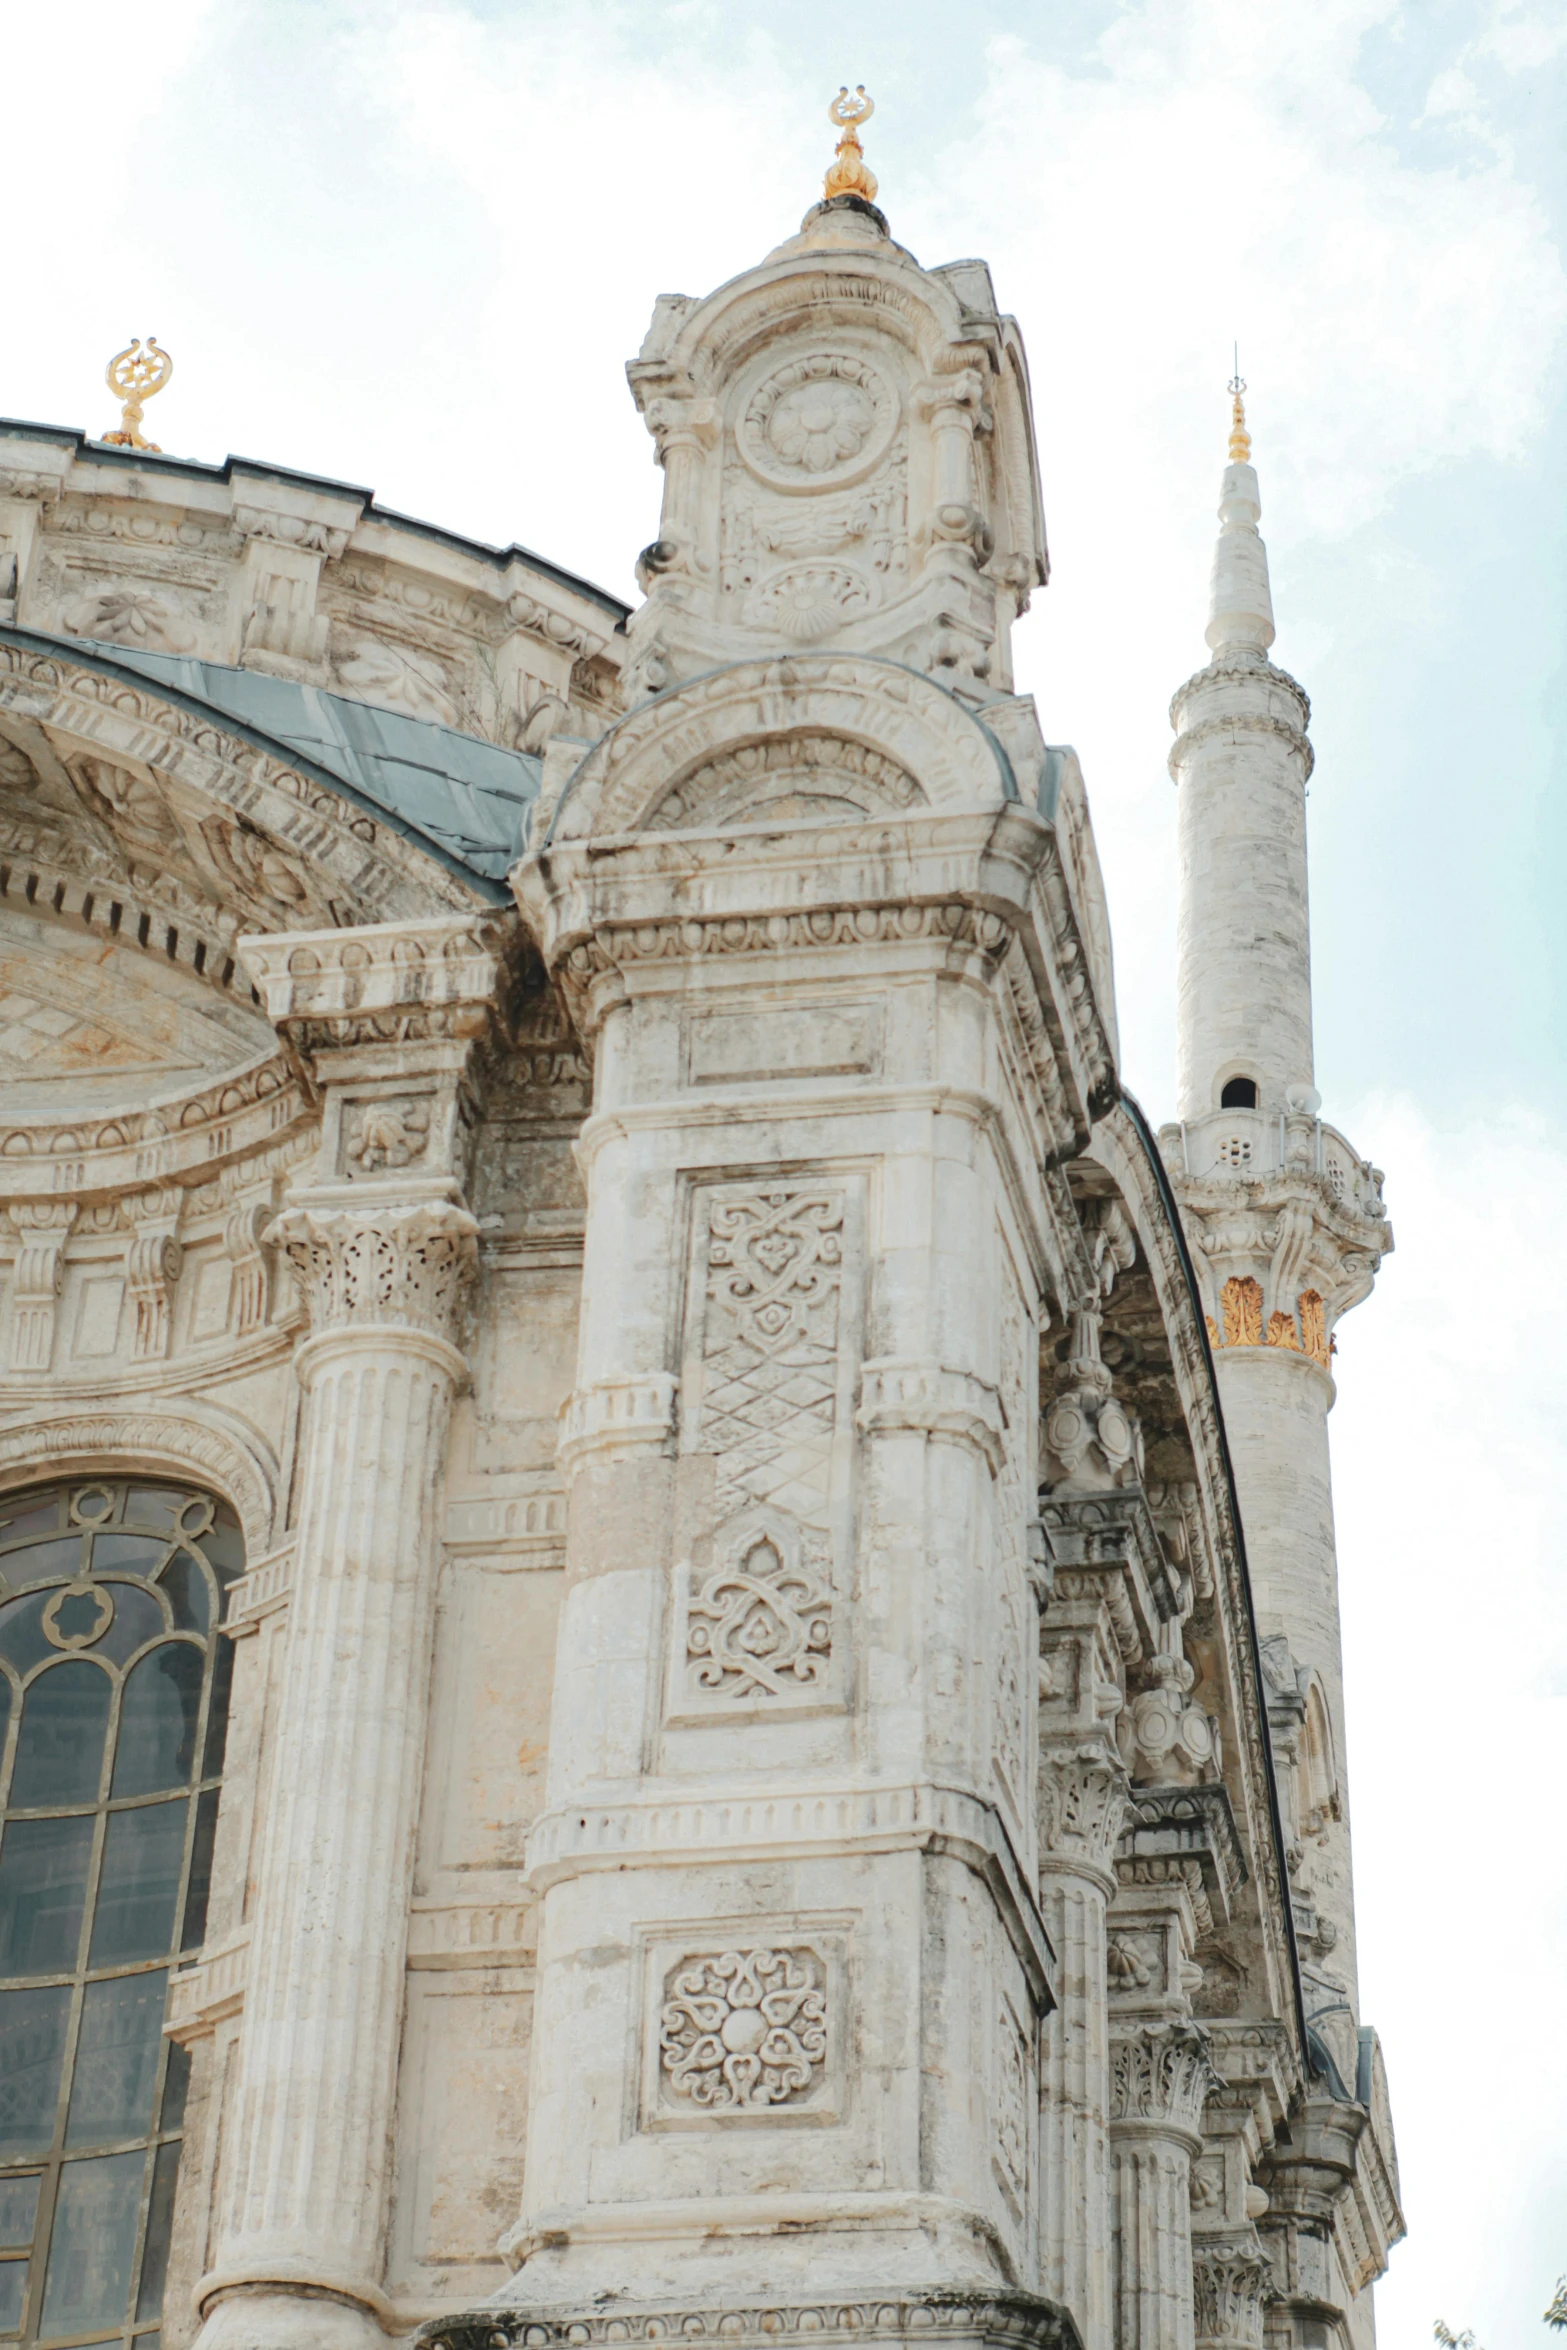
[824, 85, 878, 204]
[102, 337, 173, 452]
[1227, 344, 1251, 465]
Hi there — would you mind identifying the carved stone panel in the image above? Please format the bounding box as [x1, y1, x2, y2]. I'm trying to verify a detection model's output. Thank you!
[672, 1180, 862, 1719]
[641, 1931, 844, 2128]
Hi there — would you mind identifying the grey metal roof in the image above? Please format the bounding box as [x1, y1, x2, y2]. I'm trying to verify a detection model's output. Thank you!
[71, 641, 542, 884]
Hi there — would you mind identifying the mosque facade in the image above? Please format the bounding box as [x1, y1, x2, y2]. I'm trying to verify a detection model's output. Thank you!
[0, 103, 1402, 2350]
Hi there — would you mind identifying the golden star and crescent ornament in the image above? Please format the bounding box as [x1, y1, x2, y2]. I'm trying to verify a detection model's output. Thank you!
[824, 85, 877, 205]
[102, 336, 173, 451]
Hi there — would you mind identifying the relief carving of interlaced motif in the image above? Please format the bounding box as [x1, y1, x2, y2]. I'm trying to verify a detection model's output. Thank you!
[692, 1187, 846, 1525]
[659, 1946, 828, 2111]
[685, 1516, 832, 1702]
[992, 2002, 1031, 2207]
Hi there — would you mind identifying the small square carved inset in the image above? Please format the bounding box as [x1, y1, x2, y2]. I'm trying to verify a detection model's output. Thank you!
[647, 1938, 843, 2127]
[341, 1094, 431, 1178]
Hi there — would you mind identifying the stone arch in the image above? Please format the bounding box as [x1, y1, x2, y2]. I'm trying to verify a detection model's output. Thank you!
[0, 1400, 280, 1554]
[549, 655, 1016, 842]
[1301, 1673, 1340, 1833]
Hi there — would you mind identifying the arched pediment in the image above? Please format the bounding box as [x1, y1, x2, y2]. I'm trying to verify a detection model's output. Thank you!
[0, 632, 516, 976]
[0, 1400, 280, 1552]
[548, 655, 1016, 842]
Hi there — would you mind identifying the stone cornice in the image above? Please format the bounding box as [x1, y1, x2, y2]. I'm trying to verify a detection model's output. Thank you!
[1117, 1782, 1249, 1927]
[0, 1047, 311, 1207]
[422, 2292, 1080, 2350]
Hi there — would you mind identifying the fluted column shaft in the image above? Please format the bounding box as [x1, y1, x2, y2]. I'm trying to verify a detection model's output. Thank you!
[1108, 2022, 1213, 2350]
[197, 1201, 475, 2349]
[1039, 1864, 1114, 2344]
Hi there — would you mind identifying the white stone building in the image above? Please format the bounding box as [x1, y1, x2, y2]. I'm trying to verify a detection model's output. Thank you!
[0, 114, 1402, 2350]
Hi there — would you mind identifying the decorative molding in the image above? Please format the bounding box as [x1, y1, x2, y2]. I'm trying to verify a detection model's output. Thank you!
[7, 1200, 77, 1370]
[1036, 1740, 1130, 1885]
[225, 1541, 295, 1634]
[856, 1356, 1005, 1472]
[421, 2293, 1081, 2350]
[0, 1399, 278, 1550]
[405, 1900, 535, 1972]
[1192, 2234, 1273, 2350]
[166, 1927, 250, 2044]
[557, 1372, 679, 1477]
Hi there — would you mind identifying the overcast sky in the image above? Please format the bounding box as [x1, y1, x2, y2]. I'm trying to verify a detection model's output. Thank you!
[7, 3, 1565, 2341]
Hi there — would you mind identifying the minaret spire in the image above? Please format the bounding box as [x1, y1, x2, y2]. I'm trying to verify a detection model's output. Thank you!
[1159, 378, 1399, 2341]
[1172, 380, 1307, 1119]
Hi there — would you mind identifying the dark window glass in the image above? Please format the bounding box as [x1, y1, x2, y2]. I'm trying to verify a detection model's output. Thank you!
[155, 1555, 210, 1638]
[0, 2177, 41, 2249]
[132, 2145, 180, 2323]
[38, 2150, 144, 2337]
[90, 1804, 187, 1970]
[0, 1988, 70, 2158]
[111, 1651, 202, 1800]
[66, 1974, 168, 2149]
[0, 1818, 93, 1975]
[0, 1480, 240, 2350]
[0, 2258, 25, 2332]
[9, 1666, 112, 1811]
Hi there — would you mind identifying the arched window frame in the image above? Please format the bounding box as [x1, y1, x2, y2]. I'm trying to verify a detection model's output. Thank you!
[0, 1476, 242, 2350]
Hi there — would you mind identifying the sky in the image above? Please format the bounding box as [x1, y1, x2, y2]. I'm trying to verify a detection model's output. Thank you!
[5, 1, 1565, 2340]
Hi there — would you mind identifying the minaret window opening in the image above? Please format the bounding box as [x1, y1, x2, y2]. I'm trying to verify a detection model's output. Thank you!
[1220, 1076, 1258, 1109]
[0, 1479, 242, 2349]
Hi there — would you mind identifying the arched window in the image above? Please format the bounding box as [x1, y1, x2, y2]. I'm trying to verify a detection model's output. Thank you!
[1219, 1076, 1258, 1109]
[0, 1479, 241, 2349]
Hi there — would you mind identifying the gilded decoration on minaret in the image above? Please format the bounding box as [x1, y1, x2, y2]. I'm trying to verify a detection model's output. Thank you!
[824, 85, 878, 204]
[102, 336, 173, 451]
[1227, 352, 1251, 465]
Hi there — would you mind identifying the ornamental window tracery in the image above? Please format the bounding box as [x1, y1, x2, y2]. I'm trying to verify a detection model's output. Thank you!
[0, 1479, 241, 2349]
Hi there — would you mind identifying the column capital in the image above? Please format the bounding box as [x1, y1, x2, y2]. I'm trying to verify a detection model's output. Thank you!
[1037, 1737, 1129, 1890]
[1109, 2018, 1215, 2148]
[1191, 2233, 1272, 2350]
[269, 1199, 477, 1353]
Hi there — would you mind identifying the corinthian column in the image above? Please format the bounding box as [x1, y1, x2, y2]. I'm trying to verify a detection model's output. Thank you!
[196, 917, 505, 2350]
[1109, 2020, 1214, 2350]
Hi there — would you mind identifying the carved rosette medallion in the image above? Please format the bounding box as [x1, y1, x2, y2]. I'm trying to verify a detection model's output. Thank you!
[658, 1946, 828, 2112]
[271, 1201, 478, 1346]
[739, 353, 897, 489]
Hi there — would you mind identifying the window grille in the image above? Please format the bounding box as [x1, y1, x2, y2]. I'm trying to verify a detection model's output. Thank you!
[0, 1480, 241, 2349]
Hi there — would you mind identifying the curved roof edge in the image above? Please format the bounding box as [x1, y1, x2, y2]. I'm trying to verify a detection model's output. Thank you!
[0, 417, 631, 625]
[0, 625, 540, 903]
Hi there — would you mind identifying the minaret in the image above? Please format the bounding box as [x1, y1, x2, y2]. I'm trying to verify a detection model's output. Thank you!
[1161, 381, 1394, 2052]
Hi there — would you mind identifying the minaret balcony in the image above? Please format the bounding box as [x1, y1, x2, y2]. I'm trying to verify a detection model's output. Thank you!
[1158, 1105, 1386, 1222]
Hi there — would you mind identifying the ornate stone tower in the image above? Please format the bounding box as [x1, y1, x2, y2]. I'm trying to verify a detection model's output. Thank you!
[1160, 386, 1397, 2345]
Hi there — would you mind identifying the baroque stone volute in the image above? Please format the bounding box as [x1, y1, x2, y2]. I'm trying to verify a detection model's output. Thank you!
[1109, 2018, 1216, 2151]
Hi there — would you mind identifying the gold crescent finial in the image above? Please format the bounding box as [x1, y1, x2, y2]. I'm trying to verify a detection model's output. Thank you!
[1227, 345, 1251, 466]
[102, 336, 173, 452]
[824, 84, 878, 205]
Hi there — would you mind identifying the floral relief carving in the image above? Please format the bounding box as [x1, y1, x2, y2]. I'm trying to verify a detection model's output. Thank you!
[659, 1946, 828, 2112]
[343, 1096, 432, 1175]
[1109, 2019, 1215, 2137]
[1219, 1276, 1263, 1348]
[271, 1201, 478, 1343]
[61, 586, 199, 655]
[740, 353, 895, 486]
[685, 1514, 832, 1703]
[992, 2000, 1031, 2209]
